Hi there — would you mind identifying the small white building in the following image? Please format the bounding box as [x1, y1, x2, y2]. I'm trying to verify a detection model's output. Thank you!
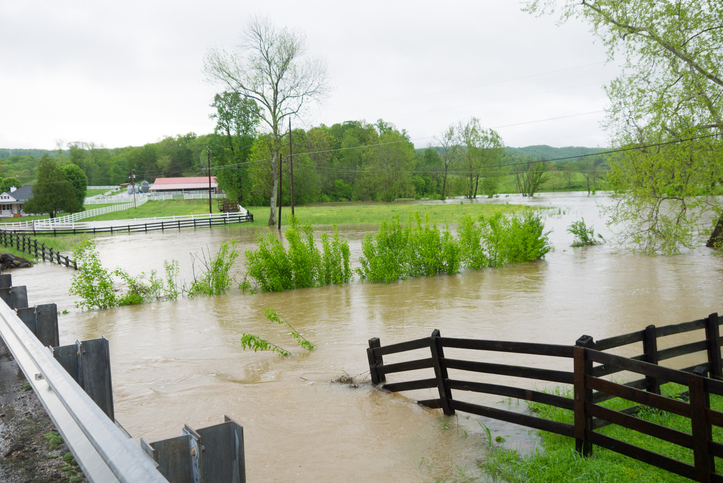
[149, 177, 219, 194]
[0, 185, 33, 218]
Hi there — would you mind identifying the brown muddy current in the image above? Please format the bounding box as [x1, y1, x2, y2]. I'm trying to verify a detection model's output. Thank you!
[9, 193, 723, 481]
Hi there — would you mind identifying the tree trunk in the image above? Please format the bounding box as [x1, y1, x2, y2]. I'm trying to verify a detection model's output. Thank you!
[441, 170, 448, 199]
[268, 148, 278, 226]
[707, 213, 723, 248]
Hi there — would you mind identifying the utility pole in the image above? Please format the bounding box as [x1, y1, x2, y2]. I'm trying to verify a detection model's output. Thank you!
[129, 169, 136, 209]
[277, 154, 283, 231]
[289, 118, 294, 217]
[207, 147, 212, 214]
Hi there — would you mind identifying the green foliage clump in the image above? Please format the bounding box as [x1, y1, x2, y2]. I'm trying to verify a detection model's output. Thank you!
[244, 217, 351, 292]
[357, 211, 552, 283]
[568, 218, 604, 247]
[188, 241, 239, 296]
[358, 214, 462, 283]
[44, 431, 63, 451]
[241, 308, 314, 356]
[70, 240, 117, 310]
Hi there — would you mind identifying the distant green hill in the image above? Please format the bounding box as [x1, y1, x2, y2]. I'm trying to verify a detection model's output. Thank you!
[415, 144, 606, 162]
[504, 145, 605, 161]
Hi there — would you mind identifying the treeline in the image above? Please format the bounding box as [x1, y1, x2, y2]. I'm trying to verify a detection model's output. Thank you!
[0, 121, 610, 202]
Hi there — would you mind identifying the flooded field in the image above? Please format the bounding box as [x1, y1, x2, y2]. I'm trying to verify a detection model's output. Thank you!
[9, 192, 723, 481]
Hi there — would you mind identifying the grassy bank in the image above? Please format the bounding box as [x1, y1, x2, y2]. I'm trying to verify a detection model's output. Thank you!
[482, 384, 721, 482]
[84, 199, 530, 227]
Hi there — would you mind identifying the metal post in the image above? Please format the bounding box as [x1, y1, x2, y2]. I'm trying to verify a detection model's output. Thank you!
[289, 118, 294, 217]
[207, 147, 213, 215]
[278, 154, 283, 231]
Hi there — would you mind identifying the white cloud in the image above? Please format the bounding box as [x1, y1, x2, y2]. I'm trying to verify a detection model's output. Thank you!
[0, 0, 618, 150]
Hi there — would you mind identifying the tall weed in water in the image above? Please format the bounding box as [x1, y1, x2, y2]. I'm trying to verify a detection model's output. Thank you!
[320, 230, 353, 286]
[357, 210, 552, 283]
[244, 217, 351, 292]
[70, 239, 117, 310]
[240, 308, 315, 356]
[358, 216, 410, 283]
[188, 241, 240, 296]
[407, 214, 461, 277]
[568, 218, 604, 247]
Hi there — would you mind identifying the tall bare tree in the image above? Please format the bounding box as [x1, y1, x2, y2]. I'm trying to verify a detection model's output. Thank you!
[435, 125, 458, 200]
[204, 16, 329, 226]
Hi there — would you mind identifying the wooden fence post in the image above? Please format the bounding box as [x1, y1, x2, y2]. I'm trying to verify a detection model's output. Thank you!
[430, 329, 454, 416]
[690, 366, 714, 481]
[705, 313, 722, 380]
[643, 325, 661, 394]
[574, 335, 594, 457]
[367, 338, 385, 385]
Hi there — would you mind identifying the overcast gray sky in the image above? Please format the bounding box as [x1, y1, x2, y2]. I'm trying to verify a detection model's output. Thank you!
[0, 0, 619, 151]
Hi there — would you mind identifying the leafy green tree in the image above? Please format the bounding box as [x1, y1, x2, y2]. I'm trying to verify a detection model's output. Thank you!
[207, 92, 259, 203]
[514, 156, 548, 197]
[457, 118, 504, 199]
[526, 0, 723, 252]
[61, 163, 88, 211]
[0, 177, 21, 193]
[436, 126, 459, 199]
[23, 156, 76, 218]
[204, 16, 329, 226]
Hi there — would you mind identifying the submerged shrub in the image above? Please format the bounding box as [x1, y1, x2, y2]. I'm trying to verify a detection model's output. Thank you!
[244, 217, 352, 292]
[188, 241, 240, 296]
[568, 218, 604, 247]
[70, 239, 117, 310]
[357, 210, 552, 284]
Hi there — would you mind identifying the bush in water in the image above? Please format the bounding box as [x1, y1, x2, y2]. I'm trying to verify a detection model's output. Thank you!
[244, 217, 352, 292]
[70, 239, 117, 310]
[357, 210, 552, 283]
[188, 240, 240, 296]
[568, 218, 604, 247]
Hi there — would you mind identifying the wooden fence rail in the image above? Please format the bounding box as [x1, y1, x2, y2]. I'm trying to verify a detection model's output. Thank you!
[367, 312, 723, 482]
[0, 231, 76, 269]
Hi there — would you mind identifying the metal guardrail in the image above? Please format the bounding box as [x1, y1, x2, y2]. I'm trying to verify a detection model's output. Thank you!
[0, 277, 167, 482]
[0, 274, 247, 482]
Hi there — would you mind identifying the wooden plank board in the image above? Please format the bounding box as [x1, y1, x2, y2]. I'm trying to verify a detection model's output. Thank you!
[447, 379, 575, 411]
[588, 431, 696, 481]
[382, 378, 438, 393]
[588, 377, 691, 418]
[444, 358, 574, 384]
[451, 399, 574, 437]
[587, 349, 690, 385]
[378, 358, 433, 375]
[587, 402, 693, 449]
[439, 337, 573, 358]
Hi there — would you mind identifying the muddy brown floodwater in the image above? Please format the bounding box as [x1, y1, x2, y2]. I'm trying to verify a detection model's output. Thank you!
[9, 192, 723, 481]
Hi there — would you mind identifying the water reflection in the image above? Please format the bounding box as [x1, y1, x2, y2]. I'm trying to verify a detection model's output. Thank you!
[8, 192, 723, 482]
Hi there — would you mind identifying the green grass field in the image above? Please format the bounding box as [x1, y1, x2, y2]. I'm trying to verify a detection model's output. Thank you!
[482, 383, 720, 482]
[77, 199, 531, 227]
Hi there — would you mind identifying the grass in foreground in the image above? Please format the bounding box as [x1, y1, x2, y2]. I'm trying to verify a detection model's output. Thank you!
[482, 384, 722, 482]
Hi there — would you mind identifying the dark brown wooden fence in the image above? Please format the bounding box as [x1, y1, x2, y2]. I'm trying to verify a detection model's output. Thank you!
[367, 313, 723, 482]
[0, 231, 76, 269]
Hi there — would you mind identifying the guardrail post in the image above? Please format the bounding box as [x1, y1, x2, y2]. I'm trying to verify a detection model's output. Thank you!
[142, 416, 245, 483]
[643, 325, 661, 394]
[430, 329, 454, 416]
[690, 366, 714, 481]
[705, 313, 722, 379]
[574, 335, 594, 457]
[53, 338, 115, 420]
[367, 337, 385, 385]
[16, 303, 59, 347]
[0, 285, 28, 309]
